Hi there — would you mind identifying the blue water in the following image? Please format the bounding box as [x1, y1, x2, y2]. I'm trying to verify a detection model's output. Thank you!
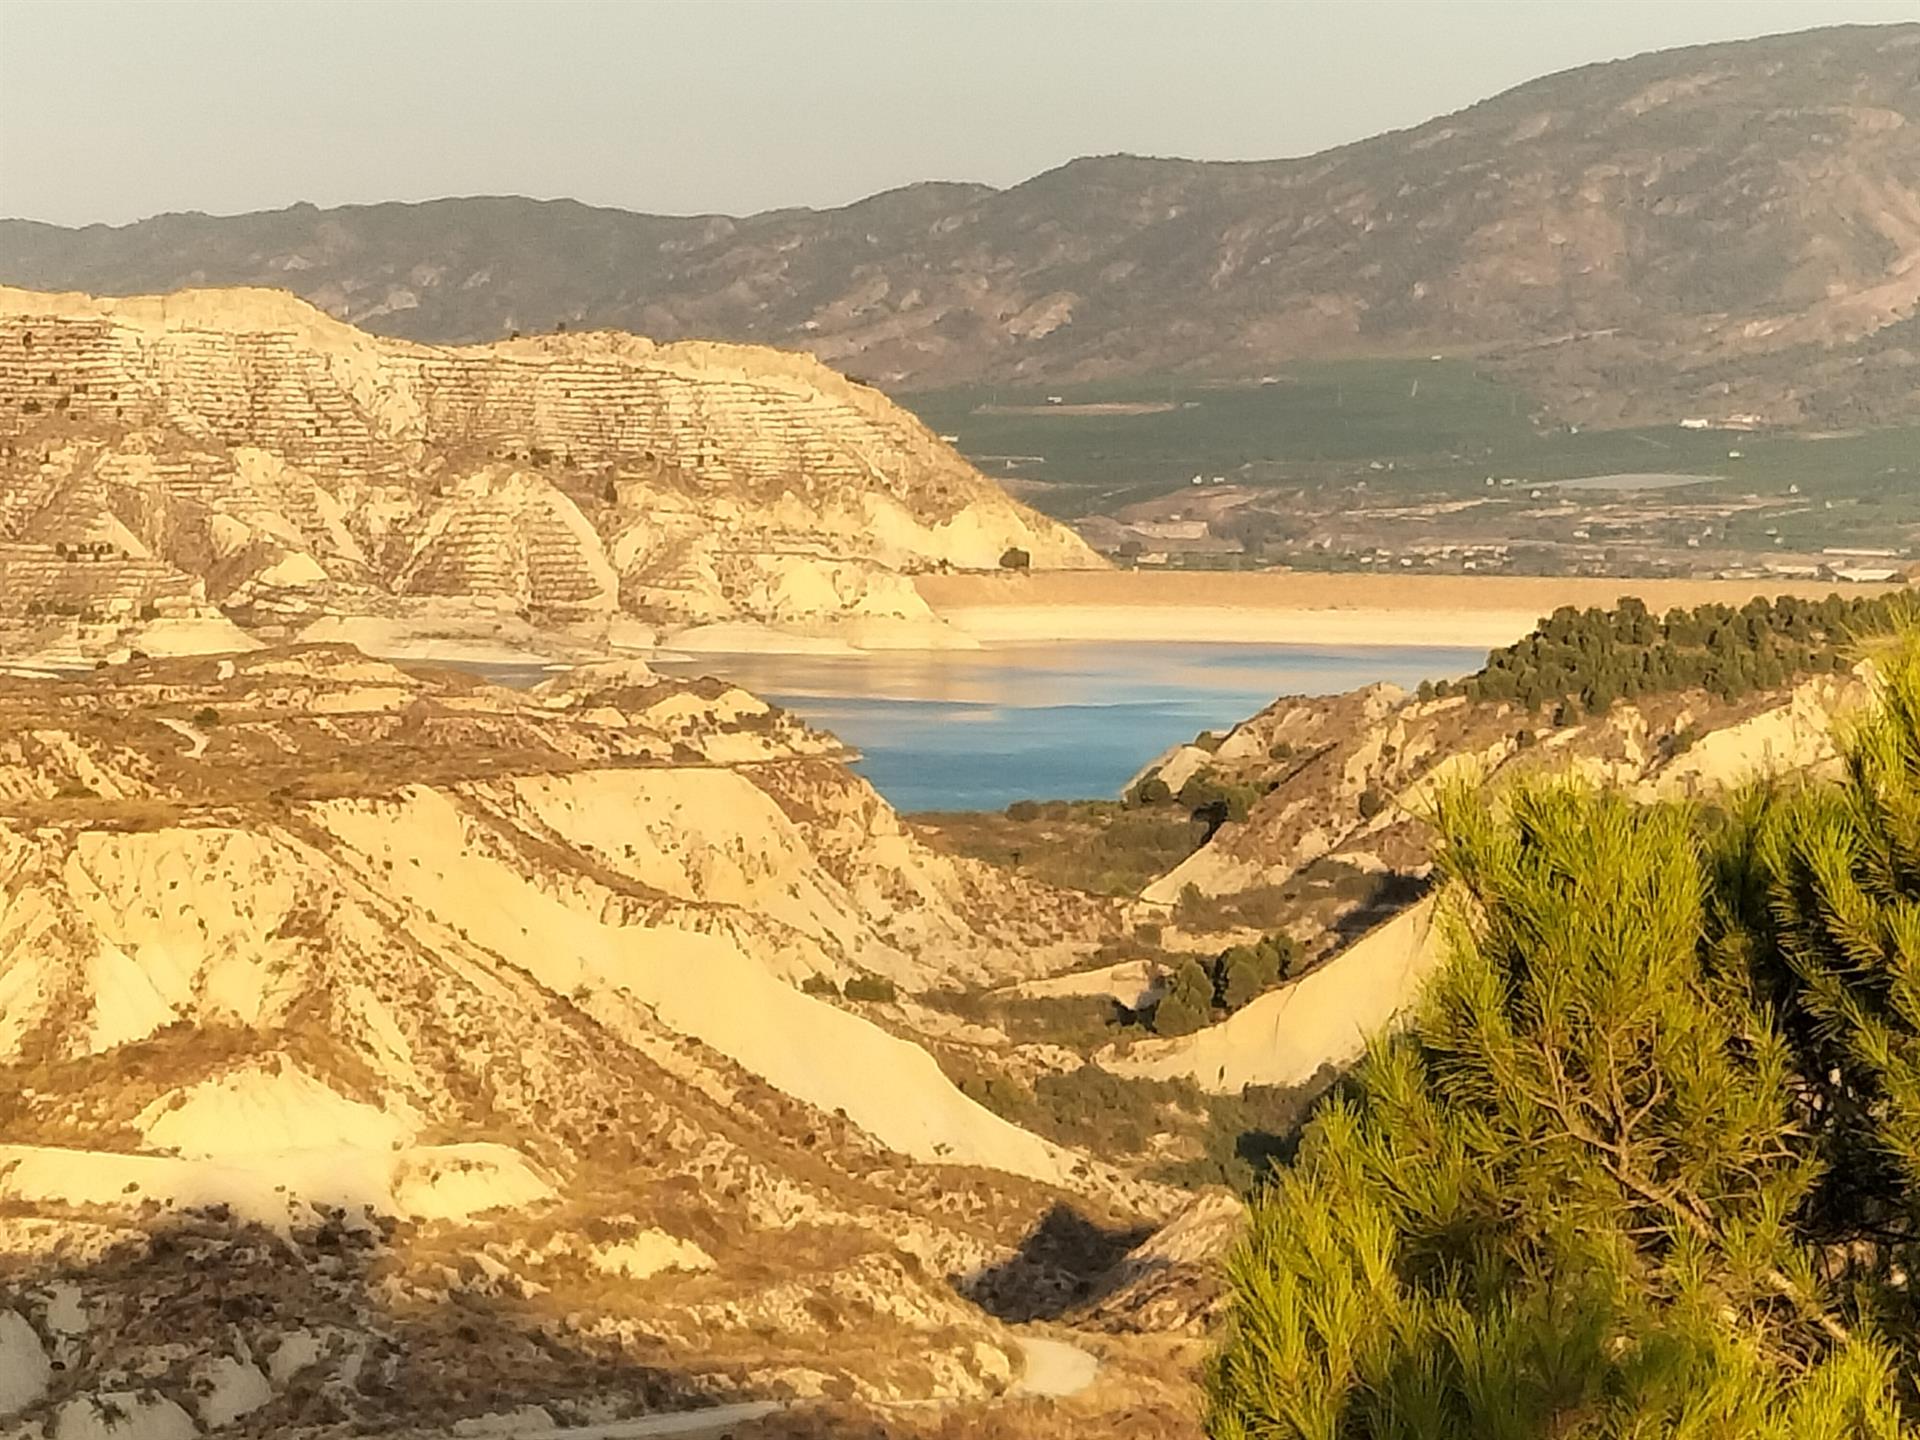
[641, 642, 1483, 813]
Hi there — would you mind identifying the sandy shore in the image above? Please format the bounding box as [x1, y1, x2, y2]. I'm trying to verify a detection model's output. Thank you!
[915, 571, 1903, 650]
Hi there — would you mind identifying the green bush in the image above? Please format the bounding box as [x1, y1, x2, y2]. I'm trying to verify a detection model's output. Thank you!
[1151, 959, 1214, 1036]
[842, 974, 898, 1003]
[1216, 945, 1274, 1011]
[1179, 770, 1261, 826]
[1128, 774, 1173, 806]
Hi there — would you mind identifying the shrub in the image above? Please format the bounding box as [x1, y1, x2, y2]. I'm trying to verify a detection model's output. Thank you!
[193, 707, 221, 729]
[998, 547, 1031, 571]
[1179, 771, 1261, 827]
[1356, 785, 1388, 820]
[1151, 959, 1214, 1036]
[1216, 945, 1274, 1011]
[842, 974, 898, 1003]
[1128, 774, 1173, 806]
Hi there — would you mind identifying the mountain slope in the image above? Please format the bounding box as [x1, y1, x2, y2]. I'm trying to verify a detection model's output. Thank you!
[0, 286, 1097, 661]
[4, 26, 1917, 422]
[0, 647, 1160, 1434]
[1105, 661, 1869, 1096]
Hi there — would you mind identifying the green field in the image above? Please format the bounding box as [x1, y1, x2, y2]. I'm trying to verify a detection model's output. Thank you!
[901, 360, 1920, 523]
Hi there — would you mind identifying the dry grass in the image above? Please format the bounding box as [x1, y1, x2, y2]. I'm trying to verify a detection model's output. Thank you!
[913, 802, 1204, 898]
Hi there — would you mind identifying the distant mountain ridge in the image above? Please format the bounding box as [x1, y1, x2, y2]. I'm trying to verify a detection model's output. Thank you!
[4, 25, 1919, 424]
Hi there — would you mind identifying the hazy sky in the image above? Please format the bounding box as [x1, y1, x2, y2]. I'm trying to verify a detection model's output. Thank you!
[3, 0, 1916, 227]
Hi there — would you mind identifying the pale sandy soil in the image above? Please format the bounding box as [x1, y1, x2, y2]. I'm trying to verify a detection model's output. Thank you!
[1102, 899, 1444, 1092]
[916, 571, 1903, 650]
[1009, 1336, 1102, 1398]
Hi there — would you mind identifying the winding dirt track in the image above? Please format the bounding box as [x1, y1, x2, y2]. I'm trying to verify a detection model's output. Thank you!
[380, 1332, 1101, 1438]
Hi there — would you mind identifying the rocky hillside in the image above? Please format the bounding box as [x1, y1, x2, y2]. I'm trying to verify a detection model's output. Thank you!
[0, 646, 1181, 1436]
[5, 26, 1917, 423]
[1103, 661, 1870, 1097]
[0, 286, 1097, 663]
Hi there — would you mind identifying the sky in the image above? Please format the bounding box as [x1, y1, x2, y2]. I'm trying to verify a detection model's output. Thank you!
[2, 0, 1916, 227]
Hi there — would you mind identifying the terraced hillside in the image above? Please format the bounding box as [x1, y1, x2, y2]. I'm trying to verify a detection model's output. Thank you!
[0, 286, 1096, 663]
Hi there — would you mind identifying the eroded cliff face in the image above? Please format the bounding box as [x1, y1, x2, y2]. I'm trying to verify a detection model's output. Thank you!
[0, 648, 1149, 1435]
[1113, 670, 1869, 1095]
[1141, 669, 1867, 909]
[0, 287, 1099, 662]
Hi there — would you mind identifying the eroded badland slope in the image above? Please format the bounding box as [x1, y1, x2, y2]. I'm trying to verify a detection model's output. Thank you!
[0, 286, 1097, 664]
[0, 647, 1193, 1438]
[1101, 662, 1868, 1096]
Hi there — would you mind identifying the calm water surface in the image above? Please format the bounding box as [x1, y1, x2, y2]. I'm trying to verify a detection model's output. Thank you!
[632, 642, 1483, 812]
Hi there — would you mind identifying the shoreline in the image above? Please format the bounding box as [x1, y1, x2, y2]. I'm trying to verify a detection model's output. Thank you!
[925, 603, 1537, 650]
[12, 570, 1896, 675]
[913, 571, 1904, 652]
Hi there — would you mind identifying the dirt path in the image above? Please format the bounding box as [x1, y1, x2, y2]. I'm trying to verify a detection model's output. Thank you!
[374, 1331, 1099, 1438]
[154, 716, 208, 759]
[371, 1401, 783, 1439]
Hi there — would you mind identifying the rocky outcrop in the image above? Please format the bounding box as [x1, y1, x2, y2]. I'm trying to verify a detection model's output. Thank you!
[1120, 670, 1869, 1096]
[0, 287, 1099, 661]
[1144, 671, 1867, 907]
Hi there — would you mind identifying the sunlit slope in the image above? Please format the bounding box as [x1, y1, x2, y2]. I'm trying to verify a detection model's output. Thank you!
[0, 285, 1098, 660]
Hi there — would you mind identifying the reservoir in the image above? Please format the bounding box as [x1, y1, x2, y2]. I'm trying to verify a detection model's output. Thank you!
[646, 641, 1483, 812]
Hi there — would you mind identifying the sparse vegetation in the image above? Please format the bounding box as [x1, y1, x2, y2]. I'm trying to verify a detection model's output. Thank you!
[914, 799, 1205, 897]
[1147, 932, 1300, 1036]
[920, 988, 1131, 1052]
[953, 1058, 1337, 1194]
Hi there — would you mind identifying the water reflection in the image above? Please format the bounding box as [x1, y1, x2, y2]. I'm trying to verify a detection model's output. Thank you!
[648, 642, 1482, 813]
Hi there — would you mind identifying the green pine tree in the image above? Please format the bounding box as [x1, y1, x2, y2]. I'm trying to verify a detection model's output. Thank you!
[1206, 779, 1903, 1438]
